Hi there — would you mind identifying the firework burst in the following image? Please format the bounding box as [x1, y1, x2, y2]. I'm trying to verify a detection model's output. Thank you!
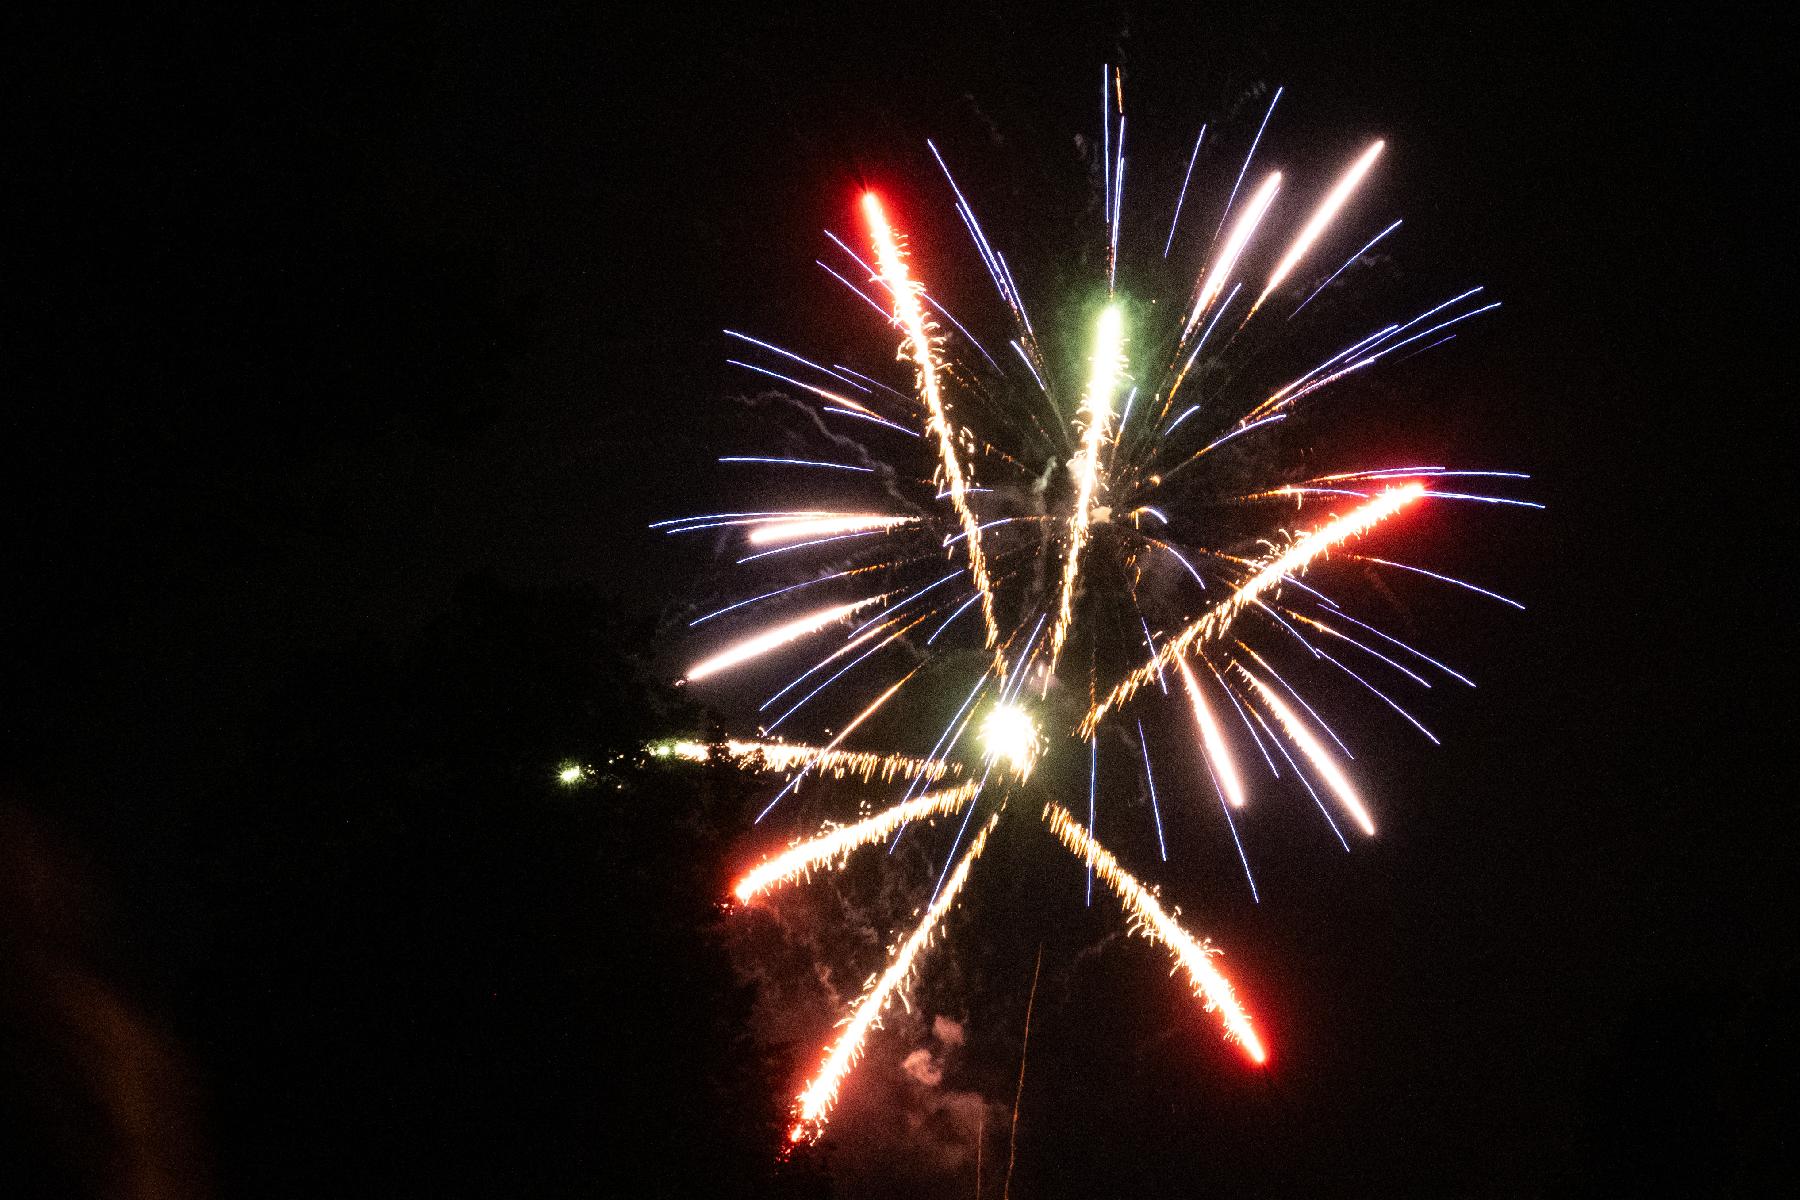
[661, 66, 1529, 1147]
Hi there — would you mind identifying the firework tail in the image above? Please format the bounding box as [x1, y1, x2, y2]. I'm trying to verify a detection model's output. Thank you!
[790, 811, 1002, 1143]
[862, 192, 1005, 667]
[1250, 140, 1385, 316]
[686, 596, 891, 682]
[1042, 803, 1265, 1063]
[1235, 663, 1375, 835]
[1176, 657, 1247, 808]
[1082, 484, 1423, 731]
[660, 740, 954, 785]
[1046, 304, 1127, 672]
[732, 782, 981, 902]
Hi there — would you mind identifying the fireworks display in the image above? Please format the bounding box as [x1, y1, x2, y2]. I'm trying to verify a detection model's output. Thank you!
[662, 67, 1529, 1147]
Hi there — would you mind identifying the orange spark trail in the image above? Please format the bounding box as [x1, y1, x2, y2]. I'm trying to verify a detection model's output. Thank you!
[685, 596, 890, 682]
[862, 192, 1003, 664]
[1042, 803, 1265, 1063]
[767, 610, 931, 705]
[660, 740, 955, 785]
[1176, 656, 1247, 808]
[825, 666, 924, 748]
[1235, 664, 1375, 835]
[1047, 305, 1126, 672]
[791, 812, 1002, 1143]
[732, 782, 981, 903]
[1251, 140, 1384, 316]
[1083, 484, 1423, 731]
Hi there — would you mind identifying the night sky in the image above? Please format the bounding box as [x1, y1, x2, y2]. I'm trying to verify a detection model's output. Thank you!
[5, 5, 1785, 1197]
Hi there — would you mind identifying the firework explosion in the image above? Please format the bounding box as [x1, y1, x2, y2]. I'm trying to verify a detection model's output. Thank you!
[661, 67, 1531, 1147]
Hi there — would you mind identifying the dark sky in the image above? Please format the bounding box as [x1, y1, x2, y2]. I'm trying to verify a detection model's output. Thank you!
[6, 4, 1785, 1197]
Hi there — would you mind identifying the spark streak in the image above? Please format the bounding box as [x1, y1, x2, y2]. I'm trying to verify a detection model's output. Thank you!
[1290, 218, 1402, 318]
[1085, 485, 1424, 729]
[1188, 172, 1282, 333]
[1163, 123, 1206, 256]
[791, 813, 1001, 1142]
[685, 596, 890, 682]
[654, 739, 954, 785]
[733, 782, 981, 902]
[1043, 803, 1265, 1063]
[1236, 664, 1375, 836]
[863, 191, 1003, 660]
[744, 515, 918, 545]
[754, 667, 926, 824]
[1177, 656, 1246, 808]
[1252, 140, 1385, 315]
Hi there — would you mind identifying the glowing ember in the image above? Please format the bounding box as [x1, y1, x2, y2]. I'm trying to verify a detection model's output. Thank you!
[980, 703, 1042, 777]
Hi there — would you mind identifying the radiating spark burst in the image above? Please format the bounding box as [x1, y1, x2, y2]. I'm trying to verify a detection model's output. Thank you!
[663, 70, 1529, 1149]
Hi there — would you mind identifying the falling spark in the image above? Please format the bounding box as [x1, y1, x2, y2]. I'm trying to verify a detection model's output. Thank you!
[1177, 656, 1247, 808]
[863, 191, 1003, 660]
[1043, 803, 1265, 1063]
[791, 813, 1001, 1143]
[1252, 140, 1385, 315]
[1236, 664, 1375, 835]
[744, 514, 918, 545]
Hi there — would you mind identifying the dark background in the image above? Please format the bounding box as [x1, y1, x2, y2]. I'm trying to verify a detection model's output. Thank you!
[4, 4, 1785, 1197]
